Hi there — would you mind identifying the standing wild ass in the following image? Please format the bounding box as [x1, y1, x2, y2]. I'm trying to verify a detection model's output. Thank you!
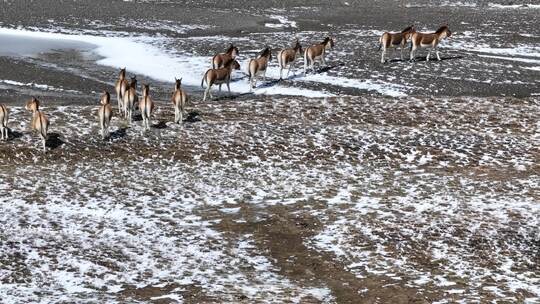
[0, 104, 8, 140]
[171, 78, 188, 124]
[123, 76, 138, 123]
[25, 97, 49, 152]
[410, 25, 452, 61]
[97, 91, 113, 139]
[304, 37, 335, 75]
[212, 44, 239, 69]
[201, 59, 241, 101]
[379, 25, 415, 63]
[248, 47, 272, 89]
[139, 84, 155, 131]
[114, 68, 129, 115]
[277, 39, 303, 79]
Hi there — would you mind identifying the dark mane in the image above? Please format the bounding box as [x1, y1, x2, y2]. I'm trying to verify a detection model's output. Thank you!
[223, 57, 235, 67]
[436, 25, 449, 33]
[401, 25, 414, 33]
[129, 76, 137, 88]
[259, 47, 271, 57]
[226, 44, 238, 54]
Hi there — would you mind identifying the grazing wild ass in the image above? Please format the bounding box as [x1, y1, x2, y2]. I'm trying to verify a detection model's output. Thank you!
[410, 25, 452, 61]
[97, 91, 113, 139]
[139, 84, 155, 131]
[201, 59, 241, 101]
[114, 68, 129, 115]
[212, 44, 239, 69]
[248, 47, 272, 89]
[171, 78, 188, 124]
[379, 25, 415, 63]
[25, 97, 49, 152]
[304, 37, 335, 75]
[123, 76, 138, 123]
[277, 39, 303, 79]
[0, 104, 8, 140]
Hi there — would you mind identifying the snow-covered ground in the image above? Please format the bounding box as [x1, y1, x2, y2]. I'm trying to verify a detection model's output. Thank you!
[0, 95, 538, 303]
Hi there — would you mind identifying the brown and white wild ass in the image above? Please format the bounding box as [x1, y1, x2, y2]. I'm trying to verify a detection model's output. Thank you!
[410, 25, 452, 61]
[201, 59, 241, 101]
[304, 37, 335, 75]
[114, 68, 129, 115]
[25, 97, 49, 152]
[0, 104, 8, 141]
[139, 84, 155, 131]
[171, 78, 188, 124]
[123, 76, 138, 123]
[212, 44, 239, 69]
[97, 91, 113, 139]
[379, 25, 415, 63]
[248, 47, 272, 89]
[277, 39, 303, 79]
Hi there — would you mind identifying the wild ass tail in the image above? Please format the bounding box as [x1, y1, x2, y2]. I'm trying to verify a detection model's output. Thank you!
[277, 50, 283, 68]
[201, 70, 209, 88]
[247, 59, 254, 80]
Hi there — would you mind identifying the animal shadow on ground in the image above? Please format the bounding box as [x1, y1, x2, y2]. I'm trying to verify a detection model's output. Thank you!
[315, 63, 344, 73]
[254, 78, 281, 89]
[132, 113, 143, 122]
[387, 58, 410, 63]
[211, 92, 253, 102]
[8, 128, 23, 140]
[110, 127, 127, 139]
[46, 132, 64, 149]
[153, 121, 167, 129]
[411, 55, 463, 62]
[185, 111, 202, 123]
[230, 75, 249, 83]
[282, 62, 344, 81]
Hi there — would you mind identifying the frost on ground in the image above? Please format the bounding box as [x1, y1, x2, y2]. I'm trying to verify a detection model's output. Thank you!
[0, 95, 538, 303]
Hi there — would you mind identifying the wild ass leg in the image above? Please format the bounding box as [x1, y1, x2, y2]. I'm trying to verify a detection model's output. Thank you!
[117, 95, 123, 115]
[381, 47, 386, 63]
[287, 63, 293, 78]
[436, 47, 442, 61]
[41, 133, 47, 152]
[178, 107, 183, 124]
[203, 88, 209, 102]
